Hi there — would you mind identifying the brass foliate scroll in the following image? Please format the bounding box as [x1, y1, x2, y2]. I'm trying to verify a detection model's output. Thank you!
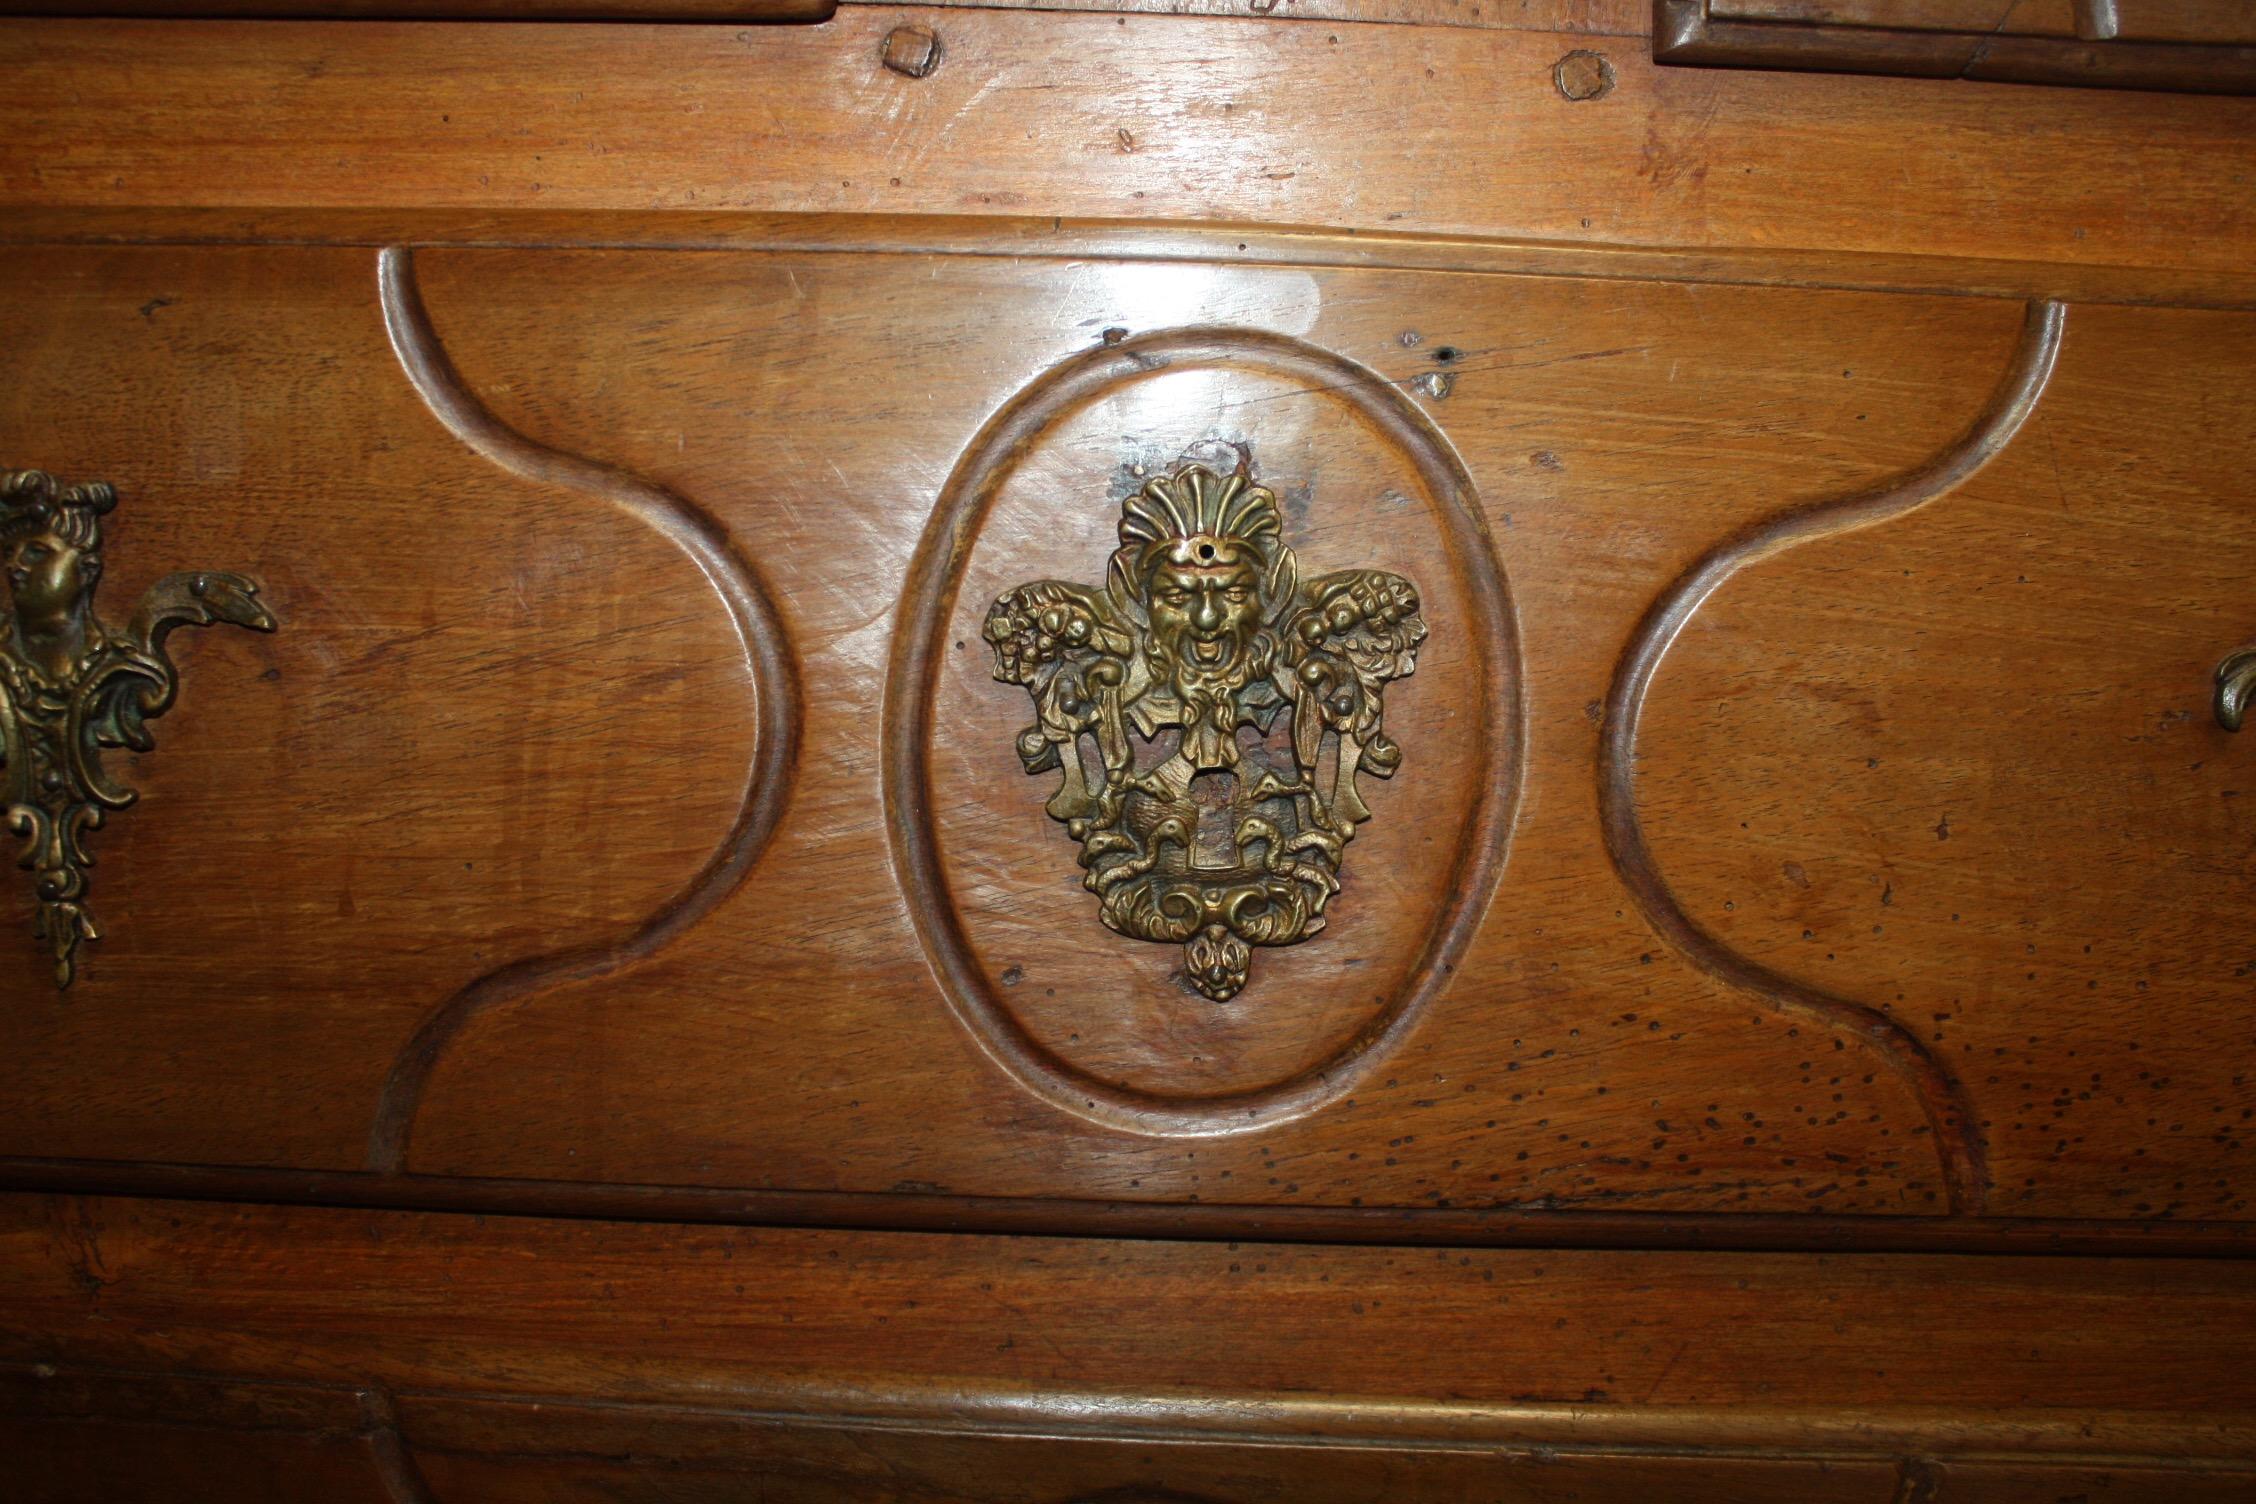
[985, 456, 1425, 1001]
[1, 469, 277, 988]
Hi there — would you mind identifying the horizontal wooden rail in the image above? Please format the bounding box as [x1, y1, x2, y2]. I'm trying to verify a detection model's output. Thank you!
[0, 0, 833, 22]
[3, 1157, 2252, 1258]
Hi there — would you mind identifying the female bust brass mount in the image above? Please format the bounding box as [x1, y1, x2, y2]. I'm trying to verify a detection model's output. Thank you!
[985, 455, 1425, 1001]
[0, 469, 275, 988]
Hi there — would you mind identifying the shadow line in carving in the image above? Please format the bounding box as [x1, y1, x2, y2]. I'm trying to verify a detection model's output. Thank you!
[365, 246, 801, 1174]
[884, 326, 1524, 1137]
[1599, 299, 2066, 1217]
[360, 1388, 437, 1504]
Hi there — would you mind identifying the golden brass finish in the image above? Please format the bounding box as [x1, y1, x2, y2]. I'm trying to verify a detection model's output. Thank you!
[1, 469, 276, 987]
[985, 455, 1425, 1001]
[2217, 647, 2256, 732]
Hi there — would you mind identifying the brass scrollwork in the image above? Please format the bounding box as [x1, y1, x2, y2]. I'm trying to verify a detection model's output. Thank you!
[1, 469, 276, 987]
[985, 454, 1424, 1001]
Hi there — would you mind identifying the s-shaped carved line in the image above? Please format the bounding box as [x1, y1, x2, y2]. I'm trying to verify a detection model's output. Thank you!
[1599, 299, 2065, 1217]
[366, 246, 802, 1173]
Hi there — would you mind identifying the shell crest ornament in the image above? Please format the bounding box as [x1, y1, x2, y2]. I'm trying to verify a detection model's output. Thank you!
[984, 456, 1425, 1001]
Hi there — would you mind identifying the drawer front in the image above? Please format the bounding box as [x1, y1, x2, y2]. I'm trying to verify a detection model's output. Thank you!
[3, 229, 2254, 1240]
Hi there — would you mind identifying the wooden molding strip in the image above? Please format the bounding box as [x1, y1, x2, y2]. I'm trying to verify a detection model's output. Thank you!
[3, 1157, 2252, 1257]
[5, 208, 2256, 311]
[11, 1360, 2256, 1469]
[6, 14, 2251, 274]
[5, 1197, 2255, 1461]
[0, 0, 834, 20]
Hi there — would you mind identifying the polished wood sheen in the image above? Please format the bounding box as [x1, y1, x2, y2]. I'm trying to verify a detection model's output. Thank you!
[5, 236, 2252, 1230]
[0, 0, 834, 17]
[1, 0, 2254, 1492]
[3, 1195, 2254, 1499]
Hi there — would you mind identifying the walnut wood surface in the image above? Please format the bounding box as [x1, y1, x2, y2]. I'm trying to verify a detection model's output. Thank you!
[906, 0, 1648, 30]
[3, 1194, 2254, 1499]
[3, 3, 2256, 1490]
[6, 11, 2256, 271]
[1, 0, 831, 17]
[2, 218, 2256, 1235]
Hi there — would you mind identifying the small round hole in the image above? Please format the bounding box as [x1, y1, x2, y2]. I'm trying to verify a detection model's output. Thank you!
[1434, 346, 1461, 364]
[1198, 543, 1216, 560]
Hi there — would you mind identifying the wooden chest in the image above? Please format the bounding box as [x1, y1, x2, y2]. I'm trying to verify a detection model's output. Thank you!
[3, 2, 2255, 1497]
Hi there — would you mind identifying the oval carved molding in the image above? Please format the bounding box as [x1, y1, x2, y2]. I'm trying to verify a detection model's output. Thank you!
[1598, 298, 2067, 1216]
[364, 246, 803, 1173]
[884, 326, 1523, 1137]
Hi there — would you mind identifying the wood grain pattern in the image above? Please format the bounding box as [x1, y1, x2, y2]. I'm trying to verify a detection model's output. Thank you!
[1633, 299, 2256, 1223]
[2, 1193, 2254, 1498]
[1, 0, 830, 17]
[6, 232, 2256, 1236]
[907, 0, 1648, 32]
[6, 11, 2256, 272]
[0, 245, 762, 1167]
[385, 244, 2012, 1215]
[12, 208, 2256, 311]
[365, 245, 800, 1173]
[4, 1, 2255, 1490]
[1599, 299, 2065, 1215]
[54, 1360, 2256, 1503]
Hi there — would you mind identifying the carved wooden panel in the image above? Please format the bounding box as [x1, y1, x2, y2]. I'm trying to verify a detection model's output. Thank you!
[0, 247, 765, 1167]
[0, 226, 2250, 1249]
[1, 2, 2253, 1491]
[1631, 300, 2256, 1222]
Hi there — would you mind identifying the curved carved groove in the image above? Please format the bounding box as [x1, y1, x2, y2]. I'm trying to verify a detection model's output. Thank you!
[366, 246, 801, 1173]
[885, 326, 1524, 1137]
[1599, 299, 2066, 1217]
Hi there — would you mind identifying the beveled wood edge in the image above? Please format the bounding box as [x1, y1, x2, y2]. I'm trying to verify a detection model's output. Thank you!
[2, 1160, 2250, 1257]
[4, 207, 2256, 311]
[8, 1358, 2256, 1467]
[1653, 0, 2256, 95]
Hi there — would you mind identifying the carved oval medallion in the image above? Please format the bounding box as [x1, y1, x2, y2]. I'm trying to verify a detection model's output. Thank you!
[885, 328, 1520, 1135]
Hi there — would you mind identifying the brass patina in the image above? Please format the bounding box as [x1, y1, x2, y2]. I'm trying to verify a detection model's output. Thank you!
[2217, 645, 2256, 731]
[985, 457, 1425, 1001]
[0, 469, 276, 987]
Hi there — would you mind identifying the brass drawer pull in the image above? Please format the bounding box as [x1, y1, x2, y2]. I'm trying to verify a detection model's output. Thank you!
[2217, 647, 2256, 732]
[1, 469, 276, 987]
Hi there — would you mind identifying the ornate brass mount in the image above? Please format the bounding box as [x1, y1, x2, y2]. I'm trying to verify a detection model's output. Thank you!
[984, 455, 1425, 1001]
[2217, 647, 2256, 731]
[1, 469, 276, 988]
